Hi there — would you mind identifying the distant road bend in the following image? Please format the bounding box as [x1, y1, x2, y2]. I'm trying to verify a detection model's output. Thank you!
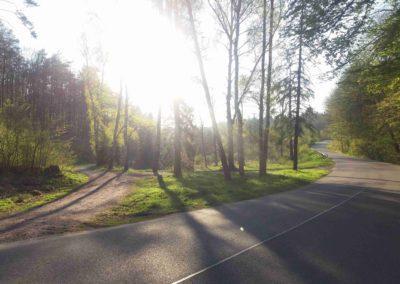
[1, 141, 400, 283]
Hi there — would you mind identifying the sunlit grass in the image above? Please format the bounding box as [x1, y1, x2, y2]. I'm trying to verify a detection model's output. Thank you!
[91, 150, 333, 227]
[0, 170, 88, 217]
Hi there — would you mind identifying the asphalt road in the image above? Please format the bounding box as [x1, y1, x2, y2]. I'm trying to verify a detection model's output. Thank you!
[1, 141, 399, 283]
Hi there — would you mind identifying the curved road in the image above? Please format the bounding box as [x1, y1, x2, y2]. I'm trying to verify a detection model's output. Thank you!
[1, 142, 400, 283]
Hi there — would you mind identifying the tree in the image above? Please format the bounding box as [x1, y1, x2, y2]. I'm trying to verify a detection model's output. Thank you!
[286, 62, 294, 160]
[284, 0, 315, 170]
[152, 106, 162, 175]
[259, 0, 268, 176]
[293, 5, 304, 171]
[123, 86, 130, 171]
[200, 119, 208, 168]
[180, 102, 197, 171]
[233, 0, 245, 176]
[0, 0, 38, 38]
[208, 0, 236, 171]
[264, 0, 274, 171]
[213, 128, 218, 166]
[327, 6, 400, 163]
[173, 99, 182, 178]
[0, 24, 98, 170]
[185, 0, 231, 180]
[109, 84, 123, 170]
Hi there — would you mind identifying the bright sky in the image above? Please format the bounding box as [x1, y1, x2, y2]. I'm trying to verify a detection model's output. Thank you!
[3, 0, 335, 123]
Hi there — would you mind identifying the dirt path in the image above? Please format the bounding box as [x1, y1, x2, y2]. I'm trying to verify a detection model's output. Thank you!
[0, 169, 150, 243]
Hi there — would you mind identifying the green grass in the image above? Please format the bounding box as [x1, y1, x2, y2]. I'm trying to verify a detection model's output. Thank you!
[91, 150, 333, 227]
[0, 170, 88, 217]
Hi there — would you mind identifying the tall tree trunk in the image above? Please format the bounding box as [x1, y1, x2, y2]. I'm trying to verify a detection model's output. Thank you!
[123, 87, 129, 171]
[152, 106, 162, 175]
[288, 71, 294, 160]
[259, 0, 267, 176]
[213, 129, 218, 166]
[234, 0, 244, 176]
[237, 109, 245, 175]
[86, 80, 99, 165]
[293, 10, 304, 171]
[186, 0, 231, 180]
[226, 41, 235, 171]
[81, 95, 93, 161]
[200, 121, 208, 168]
[1, 57, 5, 108]
[264, 0, 274, 172]
[280, 99, 285, 157]
[173, 99, 182, 178]
[109, 85, 123, 170]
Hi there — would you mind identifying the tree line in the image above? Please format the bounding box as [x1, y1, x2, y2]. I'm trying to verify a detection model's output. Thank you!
[155, 0, 386, 180]
[327, 4, 400, 163]
[1, 0, 396, 179]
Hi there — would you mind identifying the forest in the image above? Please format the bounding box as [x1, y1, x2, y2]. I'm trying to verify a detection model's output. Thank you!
[0, 0, 398, 220]
[327, 6, 400, 163]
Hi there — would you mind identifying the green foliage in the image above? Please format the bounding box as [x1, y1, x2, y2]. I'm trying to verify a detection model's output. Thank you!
[327, 8, 400, 163]
[0, 101, 76, 170]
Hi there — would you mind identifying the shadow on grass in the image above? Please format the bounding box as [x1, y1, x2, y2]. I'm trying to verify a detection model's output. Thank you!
[0, 172, 123, 233]
[156, 174, 187, 211]
[0, 170, 110, 222]
[156, 170, 312, 213]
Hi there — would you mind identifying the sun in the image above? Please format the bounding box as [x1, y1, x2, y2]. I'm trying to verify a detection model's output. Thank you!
[99, 0, 199, 113]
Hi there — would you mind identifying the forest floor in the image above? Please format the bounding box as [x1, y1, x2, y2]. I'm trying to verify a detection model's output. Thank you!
[0, 168, 152, 243]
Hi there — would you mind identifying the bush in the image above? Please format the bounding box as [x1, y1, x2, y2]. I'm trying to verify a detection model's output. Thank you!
[0, 101, 75, 171]
[43, 165, 62, 177]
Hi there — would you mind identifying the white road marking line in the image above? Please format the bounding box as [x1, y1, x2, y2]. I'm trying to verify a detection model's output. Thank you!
[171, 190, 363, 284]
[306, 190, 349, 198]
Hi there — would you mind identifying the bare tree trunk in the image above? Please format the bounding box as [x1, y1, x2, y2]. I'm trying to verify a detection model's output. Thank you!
[88, 87, 100, 164]
[288, 71, 294, 160]
[186, 0, 231, 180]
[1, 57, 5, 108]
[152, 106, 162, 175]
[200, 121, 208, 168]
[123, 87, 129, 171]
[237, 109, 245, 175]
[259, 0, 267, 176]
[81, 96, 93, 161]
[173, 99, 182, 178]
[264, 0, 274, 172]
[226, 41, 235, 171]
[280, 98, 285, 158]
[234, 0, 244, 176]
[109, 85, 123, 170]
[213, 129, 218, 166]
[293, 10, 304, 171]
[208, 0, 235, 171]
[96, 62, 106, 165]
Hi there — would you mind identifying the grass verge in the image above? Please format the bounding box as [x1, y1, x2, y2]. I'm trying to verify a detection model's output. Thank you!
[0, 170, 88, 217]
[91, 150, 333, 227]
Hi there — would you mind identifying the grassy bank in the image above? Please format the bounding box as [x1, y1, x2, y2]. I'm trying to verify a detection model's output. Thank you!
[0, 169, 88, 217]
[91, 150, 333, 227]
